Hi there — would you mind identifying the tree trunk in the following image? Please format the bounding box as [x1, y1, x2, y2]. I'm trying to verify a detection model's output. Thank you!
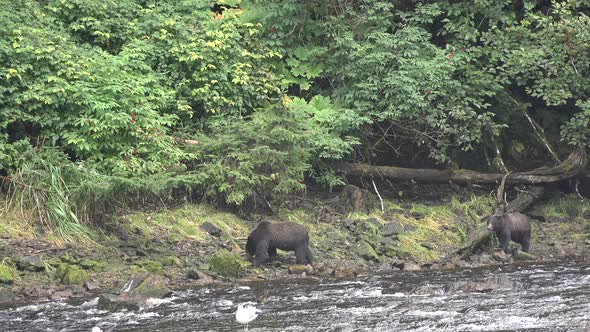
[338, 147, 586, 185]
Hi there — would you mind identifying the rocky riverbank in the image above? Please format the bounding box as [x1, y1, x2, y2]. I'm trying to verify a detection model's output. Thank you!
[1, 188, 589, 308]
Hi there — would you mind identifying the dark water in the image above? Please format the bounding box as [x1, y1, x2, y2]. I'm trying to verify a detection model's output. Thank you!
[2, 261, 590, 331]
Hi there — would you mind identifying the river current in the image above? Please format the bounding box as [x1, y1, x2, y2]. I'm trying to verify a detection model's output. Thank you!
[2, 261, 590, 331]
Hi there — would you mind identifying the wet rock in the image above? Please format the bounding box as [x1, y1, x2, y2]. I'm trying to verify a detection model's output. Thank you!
[410, 284, 445, 296]
[0, 263, 16, 284]
[401, 262, 421, 272]
[0, 289, 16, 305]
[208, 250, 241, 278]
[84, 281, 100, 291]
[353, 240, 380, 262]
[16, 255, 45, 272]
[446, 275, 514, 293]
[127, 275, 172, 298]
[50, 289, 74, 301]
[492, 250, 511, 262]
[513, 250, 536, 261]
[187, 269, 206, 280]
[98, 293, 141, 311]
[331, 265, 356, 278]
[288, 265, 313, 275]
[200, 221, 223, 237]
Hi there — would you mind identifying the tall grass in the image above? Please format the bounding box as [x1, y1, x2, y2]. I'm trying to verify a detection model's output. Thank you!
[1, 148, 208, 243]
[3, 154, 95, 244]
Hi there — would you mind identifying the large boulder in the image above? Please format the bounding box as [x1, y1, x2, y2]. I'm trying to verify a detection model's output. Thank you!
[97, 273, 171, 312]
[16, 255, 45, 272]
[200, 221, 223, 237]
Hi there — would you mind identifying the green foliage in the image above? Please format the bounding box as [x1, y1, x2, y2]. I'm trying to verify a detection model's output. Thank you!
[192, 97, 312, 204]
[2, 0, 590, 225]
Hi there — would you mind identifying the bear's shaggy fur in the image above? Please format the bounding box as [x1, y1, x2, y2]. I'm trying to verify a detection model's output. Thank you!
[487, 213, 531, 253]
[245, 221, 313, 266]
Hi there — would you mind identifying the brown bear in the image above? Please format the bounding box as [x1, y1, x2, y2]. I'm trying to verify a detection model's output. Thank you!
[245, 220, 313, 266]
[487, 212, 531, 253]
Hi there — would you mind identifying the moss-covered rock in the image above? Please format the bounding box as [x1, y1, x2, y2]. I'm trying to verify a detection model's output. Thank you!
[208, 250, 241, 278]
[80, 259, 103, 270]
[160, 256, 181, 267]
[60, 266, 90, 285]
[127, 274, 172, 298]
[135, 260, 163, 274]
[59, 253, 78, 264]
[0, 264, 16, 284]
[353, 240, 380, 262]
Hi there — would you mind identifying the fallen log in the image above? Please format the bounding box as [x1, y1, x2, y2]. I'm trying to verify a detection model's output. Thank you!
[338, 147, 586, 185]
[456, 186, 544, 259]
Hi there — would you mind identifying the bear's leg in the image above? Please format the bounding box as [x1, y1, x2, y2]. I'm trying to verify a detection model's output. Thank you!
[268, 246, 277, 261]
[254, 240, 271, 266]
[304, 246, 313, 264]
[295, 245, 308, 264]
[498, 231, 511, 253]
[521, 237, 530, 252]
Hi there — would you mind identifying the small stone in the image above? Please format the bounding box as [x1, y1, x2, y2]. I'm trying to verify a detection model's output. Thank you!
[200, 221, 223, 237]
[50, 289, 74, 301]
[401, 262, 421, 271]
[288, 265, 313, 275]
[84, 281, 100, 291]
[420, 243, 434, 250]
[492, 250, 510, 262]
[187, 269, 203, 280]
[410, 211, 425, 219]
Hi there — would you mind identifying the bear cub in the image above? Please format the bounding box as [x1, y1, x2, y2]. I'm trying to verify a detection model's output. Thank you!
[246, 220, 313, 266]
[487, 212, 531, 253]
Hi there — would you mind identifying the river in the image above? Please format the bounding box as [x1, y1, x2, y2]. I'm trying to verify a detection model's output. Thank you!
[2, 261, 590, 331]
